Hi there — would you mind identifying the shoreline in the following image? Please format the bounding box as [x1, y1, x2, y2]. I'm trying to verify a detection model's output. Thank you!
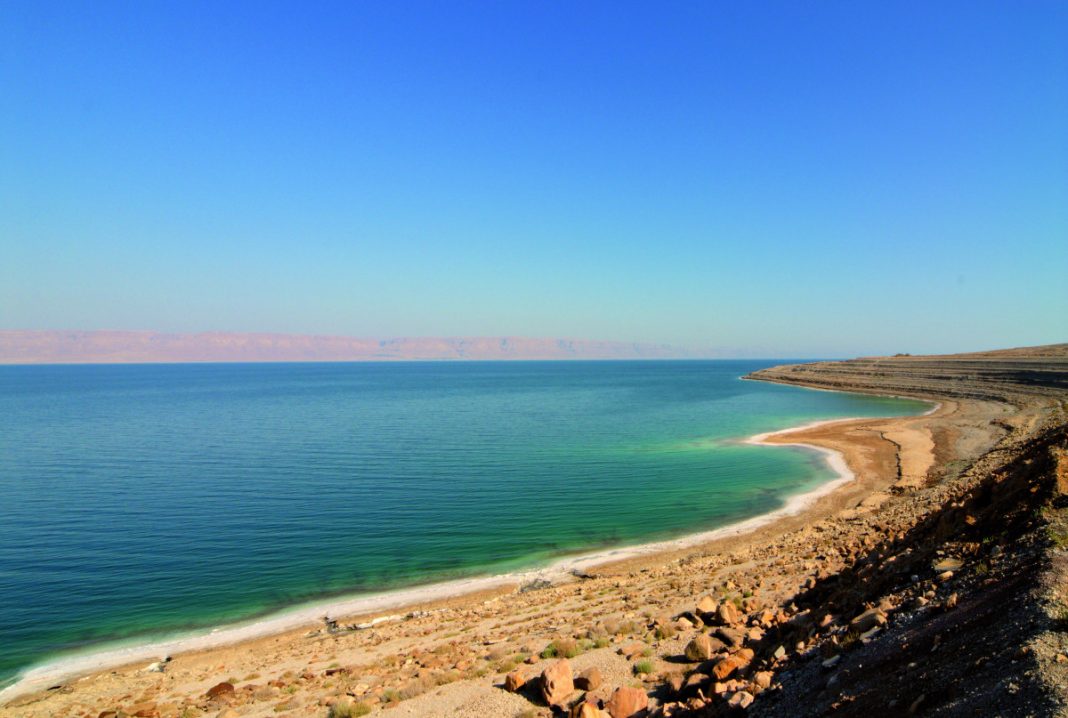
[0, 401, 934, 706]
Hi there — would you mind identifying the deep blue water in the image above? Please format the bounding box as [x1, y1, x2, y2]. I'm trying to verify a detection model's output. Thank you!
[0, 360, 927, 686]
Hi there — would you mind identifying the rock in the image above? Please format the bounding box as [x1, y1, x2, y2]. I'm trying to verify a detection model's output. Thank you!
[128, 702, 158, 718]
[697, 595, 717, 614]
[684, 634, 715, 661]
[683, 673, 708, 693]
[822, 655, 841, 669]
[205, 682, 235, 700]
[541, 659, 574, 707]
[505, 669, 528, 692]
[619, 642, 647, 659]
[728, 690, 755, 709]
[605, 686, 649, 717]
[932, 557, 963, 572]
[734, 647, 755, 668]
[753, 671, 774, 690]
[716, 602, 741, 626]
[216, 710, 240, 718]
[860, 626, 882, 642]
[945, 592, 959, 609]
[714, 626, 745, 648]
[711, 655, 743, 680]
[666, 672, 685, 694]
[571, 699, 609, 718]
[849, 608, 887, 633]
[575, 667, 603, 691]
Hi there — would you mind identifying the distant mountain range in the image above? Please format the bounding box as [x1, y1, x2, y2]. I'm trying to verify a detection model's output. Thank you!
[0, 330, 713, 364]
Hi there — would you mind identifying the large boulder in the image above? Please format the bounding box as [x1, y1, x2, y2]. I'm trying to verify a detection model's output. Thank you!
[850, 608, 887, 633]
[541, 659, 574, 707]
[505, 668, 528, 692]
[714, 626, 745, 648]
[571, 699, 609, 718]
[205, 682, 235, 700]
[684, 634, 715, 661]
[605, 686, 649, 718]
[716, 601, 741, 626]
[128, 703, 158, 718]
[575, 667, 603, 691]
[728, 690, 755, 709]
[711, 655, 744, 680]
[697, 595, 717, 614]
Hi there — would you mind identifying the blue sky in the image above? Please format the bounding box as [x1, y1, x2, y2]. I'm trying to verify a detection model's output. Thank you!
[1, 1, 1065, 356]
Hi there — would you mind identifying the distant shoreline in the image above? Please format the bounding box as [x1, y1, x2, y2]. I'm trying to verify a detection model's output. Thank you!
[0, 330, 729, 364]
[0, 390, 933, 703]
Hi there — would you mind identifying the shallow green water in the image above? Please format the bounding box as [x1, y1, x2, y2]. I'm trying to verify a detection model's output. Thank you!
[0, 360, 927, 685]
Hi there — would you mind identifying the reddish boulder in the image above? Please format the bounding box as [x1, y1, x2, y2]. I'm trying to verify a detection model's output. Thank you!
[711, 655, 743, 681]
[541, 659, 574, 707]
[697, 595, 717, 614]
[571, 699, 609, 718]
[716, 602, 741, 626]
[505, 668, 528, 692]
[205, 682, 235, 700]
[575, 667, 603, 691]
[128, 702, 158, 718]
[605, 686, 649, 717]
[684, 634, 715, 662]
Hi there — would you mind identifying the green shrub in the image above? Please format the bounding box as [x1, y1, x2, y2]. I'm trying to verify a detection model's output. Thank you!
[541, 639, 581, 659]
[633, 659, 655, 675]
[329, 701, 371, 718]
[654, 624, 676, 640]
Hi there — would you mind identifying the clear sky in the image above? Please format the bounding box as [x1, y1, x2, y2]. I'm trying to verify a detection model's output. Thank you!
[2, 1, 1065, 357]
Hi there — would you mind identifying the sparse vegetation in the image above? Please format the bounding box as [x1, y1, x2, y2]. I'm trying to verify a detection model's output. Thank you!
[1047, 525, 1068, 549]
[654, 623, 676, 640]
[633, 658, 655, 675]
[329, 702, 371, 718]
[541, 638, 581, 659]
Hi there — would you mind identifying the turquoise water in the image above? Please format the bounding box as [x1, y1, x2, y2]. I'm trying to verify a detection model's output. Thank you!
[0, 361, 926, 686]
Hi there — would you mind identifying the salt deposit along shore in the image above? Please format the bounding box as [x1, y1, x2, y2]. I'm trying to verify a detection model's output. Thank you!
[4, 345, 1068, 718]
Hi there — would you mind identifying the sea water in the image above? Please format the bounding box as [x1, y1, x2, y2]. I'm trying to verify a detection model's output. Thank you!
[0, 360, 927, 687]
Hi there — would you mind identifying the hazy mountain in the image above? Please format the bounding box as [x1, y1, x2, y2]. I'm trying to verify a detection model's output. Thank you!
[0, 330, 711, 364]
